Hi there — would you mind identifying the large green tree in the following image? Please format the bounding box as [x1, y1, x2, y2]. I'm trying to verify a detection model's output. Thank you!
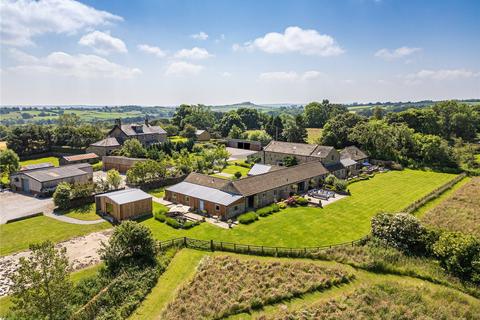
[217, 112, 246, 137]
[0, 149, 20, 176]
[304, 100, 348, 128]
[236, 108, 262, 130]
[120, 138, 147, 158]
[282, 115, 307, 143]
[11, 241, 73, 320]
[321, 113, 366, 148]
[265, 115, 284, 141]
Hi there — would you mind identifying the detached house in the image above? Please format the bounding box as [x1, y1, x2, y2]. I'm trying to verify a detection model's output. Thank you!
[87, 119, 167, 156]
[165, 161, 329, 219]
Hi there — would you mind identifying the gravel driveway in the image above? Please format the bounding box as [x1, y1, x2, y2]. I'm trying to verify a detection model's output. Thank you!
[0, 191, 54, 224]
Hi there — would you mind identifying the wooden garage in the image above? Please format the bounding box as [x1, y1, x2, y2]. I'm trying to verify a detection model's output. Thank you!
[95, 188, 152, 221]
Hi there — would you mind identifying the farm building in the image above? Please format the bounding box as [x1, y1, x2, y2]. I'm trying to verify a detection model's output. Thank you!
[95, 188, 152, 221]
[60, 153, 99, 165]
[195, 130, 210, 141]
[165, 161, 329, 219]
[86, 137, 121, 157]
[340, 145, 369, 167]
[20, 162, 54, 171]
[247, 163, 282, 176]
[102, 156, 147, 174]
[227, 139, 262, 151]
[10, 163, 93, 196]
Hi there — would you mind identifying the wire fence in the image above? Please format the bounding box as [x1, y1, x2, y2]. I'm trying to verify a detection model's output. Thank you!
[157, 236, 368, 259]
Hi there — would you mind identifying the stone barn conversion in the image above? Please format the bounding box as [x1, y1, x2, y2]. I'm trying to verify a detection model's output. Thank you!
[10, 163, 93, 196]
[227, 139, 262, 151]
[95, 188, 152, 221]
[165, 161, 329, 219]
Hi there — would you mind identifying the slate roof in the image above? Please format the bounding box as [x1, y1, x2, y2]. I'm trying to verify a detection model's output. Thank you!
[90, 137, 120, 147]
[62, 153, 99, 162]
[311, 145, 335, 158]
[184, 172, 232, 191]
[264, 141, 318, 156]
[325, 162, 345, 172]
[100, 189, 152, 205]
[166, 182, 243, 206]
[247, 164, 283, 176]
[340, 146, 368, 161]
[20, 162, 55, 171]
[340, 158, 357, 167]
[233, 162, 329, 196]
[23, 163, 92, 183]
[264, 141, 335, 159]
[119, 124, 166, 136]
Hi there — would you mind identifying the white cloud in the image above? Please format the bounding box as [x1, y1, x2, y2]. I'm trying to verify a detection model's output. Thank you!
[191, 31, 208, 40]
[9, 50, 140, 79]
[259, 70, 323, 81]
[165, 61, 204, 76]
[0, 0, 122, 46]
[9, 48, 39, 64]
[404, 69, 479, 84]
[375, 46, 421, 60]
[79, 30, 127, 55]
[174, 47, 213, 60]
[234, 26, 344, 56]
[137, 44, 166, 58]
[221, 72, 232, 77]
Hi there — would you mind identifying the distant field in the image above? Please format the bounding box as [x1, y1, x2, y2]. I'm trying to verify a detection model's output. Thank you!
[0, 142, 6, 151]
[422, 177, 480, 237]
[20, 156, 60, 167]
[306, 128, 322, 144]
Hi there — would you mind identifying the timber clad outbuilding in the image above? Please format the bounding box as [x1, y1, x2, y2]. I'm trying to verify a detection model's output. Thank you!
[102, 156, 147, 174]
[165, 162, 329, 219]
[95, 189, 152, 221]
[60, 153, 99, 165]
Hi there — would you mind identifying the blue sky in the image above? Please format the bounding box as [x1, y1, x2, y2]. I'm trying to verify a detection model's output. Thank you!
[1, 0, 479, 105]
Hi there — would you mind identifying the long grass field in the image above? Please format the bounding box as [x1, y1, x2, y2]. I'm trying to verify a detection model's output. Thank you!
[142, 169, 457, 247]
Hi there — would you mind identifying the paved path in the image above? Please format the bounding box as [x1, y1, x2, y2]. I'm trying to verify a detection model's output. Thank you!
[152, 196, 173, 206]
[44, 212, 107, 225]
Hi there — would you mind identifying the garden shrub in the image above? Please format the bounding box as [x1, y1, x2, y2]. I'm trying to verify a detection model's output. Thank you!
[234, 171, 242, 179]
[92, 162, 103, 171]
[256, 207, 272, 217]
[271, 203, 280, 212]
[238, 212, 258, 224]
[371, 212, 428, 255]
[296, 197, 309, 206]
[278, 202, 287, 209]
[165, 217, 182, 229]
[325, 174, 336, 185]
[433, 232, 480, 283]
[334, 179, 348, 192]
[183, 221, 199, 229]
[154, 212, 166, 222]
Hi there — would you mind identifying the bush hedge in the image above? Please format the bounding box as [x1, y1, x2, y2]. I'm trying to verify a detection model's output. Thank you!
[165, 217, 182, 229]
[238, 212, 258, 224]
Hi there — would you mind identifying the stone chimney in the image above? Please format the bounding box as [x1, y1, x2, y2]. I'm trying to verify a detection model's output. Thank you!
[115, 118, 122, 126]
[144, 117, 149, 126]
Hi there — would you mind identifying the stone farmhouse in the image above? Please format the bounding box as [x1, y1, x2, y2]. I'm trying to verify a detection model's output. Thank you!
[260, 141, 346, 178]
[87, 119, 167, 156]
[165, 161, 329, 219]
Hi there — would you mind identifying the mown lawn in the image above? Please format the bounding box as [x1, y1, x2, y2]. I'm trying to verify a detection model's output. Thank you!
[57, 203, 101, 221]
[0, 215, 111, 256]
[20, 156, 60, 167]
[142, 169, 457, 247]
[169, 136, 188, 143]
[147, 187, 165, 198]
